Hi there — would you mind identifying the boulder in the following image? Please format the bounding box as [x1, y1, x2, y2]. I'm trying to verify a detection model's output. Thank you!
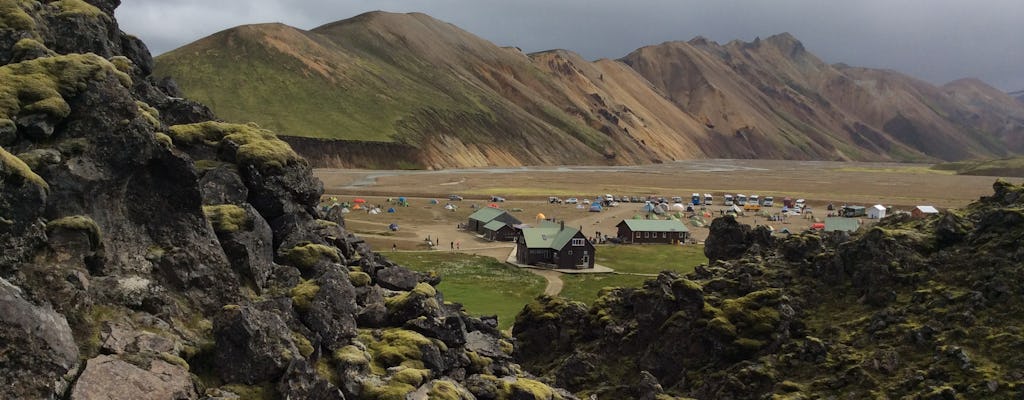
[406, 316, 468, 348]
[199, 165, 248, 205]
[213, 305, 300, 384]
[0, 278, 79, 399]
[300, 269, 358, 350]
[276, 359, 345, 400]
[705, 216, 774, 263]
[214, 204, 274, 292]
[70, 355, 195, 400]
[374, 265, 424, 291]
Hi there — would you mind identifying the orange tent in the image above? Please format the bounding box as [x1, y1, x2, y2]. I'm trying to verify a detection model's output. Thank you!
[811, 223, 825, 230]
[488, 203, 499, 208]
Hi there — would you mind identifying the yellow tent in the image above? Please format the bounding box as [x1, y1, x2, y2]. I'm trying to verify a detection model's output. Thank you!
[536, 213, 546, 220]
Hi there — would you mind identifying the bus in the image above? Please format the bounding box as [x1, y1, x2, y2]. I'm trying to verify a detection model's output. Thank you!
[691, 193, 701, 205]
[724, 194, 734, 206]
[704, 193, 713, 205]
[749, 195, 760, 206]
[763, 196, 774, 207]
[736, 194, 747, 206]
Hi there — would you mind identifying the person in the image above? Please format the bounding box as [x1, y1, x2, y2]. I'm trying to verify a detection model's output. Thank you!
[392, 243, 397, 252]
[456, 241, 460, 250]
[450, 241, 454, 252]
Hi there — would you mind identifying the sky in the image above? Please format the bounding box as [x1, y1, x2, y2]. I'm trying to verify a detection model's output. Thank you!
[116, 0, 1023, 91]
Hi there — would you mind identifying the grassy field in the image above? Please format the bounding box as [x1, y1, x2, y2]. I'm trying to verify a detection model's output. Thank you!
[595, 244, 707, 275]
[560, 244, 708, 305]
[385, 252, 545, 330]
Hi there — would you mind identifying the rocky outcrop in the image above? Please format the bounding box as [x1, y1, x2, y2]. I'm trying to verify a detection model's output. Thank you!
[0, 2, 569, 399]
[514, 180, 1024, 399]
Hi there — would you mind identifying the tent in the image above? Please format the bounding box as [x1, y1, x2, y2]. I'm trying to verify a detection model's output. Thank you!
[445, 204, 456, 211]
[397, 197, 406, 203]
[488, 203, 500, 208]
[642, 203, 656, 212]
[368, 208, 381, 215]
[536, 213, 546, 220]
[429, 199, 439, 205]
[589, 204, 603, 212]
[811, 222, 825, 230]
[387, 207, 396, 213]
[388, 223, 399, 231]
[340, 207, 350, 214]
[352, 204, 362, 210]
[672, 203, 687, 211]
[353, 198, 366, 204]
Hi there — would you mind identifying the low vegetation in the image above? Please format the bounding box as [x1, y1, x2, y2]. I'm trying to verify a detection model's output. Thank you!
[167, 121, 302, 172]
[385, 252, 545, 330]
[932, 156, 1024, 177]
[595, 244, 707, 275]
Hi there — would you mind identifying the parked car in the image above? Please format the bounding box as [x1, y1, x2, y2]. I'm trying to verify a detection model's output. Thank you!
[490, 196, 506, 202]
[565, 198, 579, 204]
[448, 194, 464, 201]
[548, 196, 562, 204]
[630, 196, 640, 202]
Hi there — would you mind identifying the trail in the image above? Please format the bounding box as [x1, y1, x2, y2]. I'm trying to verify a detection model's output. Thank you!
[527, 269, 564, 296]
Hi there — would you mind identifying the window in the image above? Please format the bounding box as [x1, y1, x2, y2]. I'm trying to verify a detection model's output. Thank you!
[572, 238, 585, 246]
[635, 232, 640, 238]
[663, 232, 667, 238]
[644, 232, 650, 238]
[567, 250, 573, 255]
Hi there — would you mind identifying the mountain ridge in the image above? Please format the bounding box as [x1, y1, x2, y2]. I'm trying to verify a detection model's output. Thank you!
[154, 11, 1024, 168]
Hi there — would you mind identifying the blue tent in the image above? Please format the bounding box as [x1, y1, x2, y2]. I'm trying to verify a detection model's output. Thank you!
[398, 197, 407, 203]
[429, 199, 439, 204]
[642, 202, 656, 212]
[389, 223, 399, 231]
[589, 204, 603, 212]
[387, 207, 396, 213]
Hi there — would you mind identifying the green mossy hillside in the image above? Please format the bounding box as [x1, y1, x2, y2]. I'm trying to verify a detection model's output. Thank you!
[167, 121, 302, 172]
[0, 53, 131, 122]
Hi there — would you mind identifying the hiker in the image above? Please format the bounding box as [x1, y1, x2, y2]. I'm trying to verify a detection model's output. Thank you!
[456, 241, 460, 250]
[450, 241, 454, 252]
[392, 243, 397, 252]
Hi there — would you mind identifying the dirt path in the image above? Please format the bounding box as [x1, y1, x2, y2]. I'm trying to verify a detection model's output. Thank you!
[527, 269, 564, 296]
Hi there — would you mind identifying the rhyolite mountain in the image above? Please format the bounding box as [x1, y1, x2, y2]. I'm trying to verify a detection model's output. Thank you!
[154, 11, 1024, 169]
[0, 1, 571, 399]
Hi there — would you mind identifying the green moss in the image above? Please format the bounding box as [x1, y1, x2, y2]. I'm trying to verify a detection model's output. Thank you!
[290, 279, 320, 311]
[292, 332, 314, 358]
[154, 132, 173, 147]
[202, 204, 250, 233]
[315, 358, 339, 386]
[364, 328, 432, 372]
[1, 145, 48, 190]
[282, 243, 340, 270]
[12, 38, 50, 56]
[510, 378, 561, 400]
[135, 100, 160, 129]
[721, 289, 782, 336]
[426, 380, 462, 400]
[46, 215, 101, 246]
[467, 350, 493, 372]
[221, 383, 276, 400]
[167, 121, 302, 172]
[52, 0, 104, 17]
[391, 367, 430, 386]
[361, 380, 416, 400]
[384, 282, 438, 310]
[110, 56, 133, 74]
[0, 0, 35, 30]
[733, 337, 766, 351]
[498, 339, 514, 355]
[158, 352, 190, 371]
[0, 53, 131, 121]
[333, 345, 369, 366]
[221, 304, 240, 311]
[315, 219, 338, 228]
[349, 271, 372, 287]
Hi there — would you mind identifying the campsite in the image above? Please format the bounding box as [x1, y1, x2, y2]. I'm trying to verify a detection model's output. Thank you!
[315, 159, 1024, 322]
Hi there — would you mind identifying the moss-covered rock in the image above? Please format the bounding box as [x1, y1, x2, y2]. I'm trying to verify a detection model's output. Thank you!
[202, 204, 250, 233]
[167, 121, 302, 172]
[349, 271, 372, 287]
[333, 345, 369, 367]
[426, 380, 463, 400]
[0, 53, 131, 121]
[51, 0, 105, 17]
[281, 243, 340, 270]
[45, 215, 101, 246]
[1, 145, 48, 190]
[0, 0, 36, 30]
[290, 279, 320, 312]
[291, 332, 314, 358]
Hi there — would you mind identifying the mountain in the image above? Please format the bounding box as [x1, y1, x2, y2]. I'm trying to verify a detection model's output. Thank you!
[0, 2, 567, 399]
[514, 180, 1024, 399]
[1011, 90, 1024, 104]
[155, 12, 1024, 168]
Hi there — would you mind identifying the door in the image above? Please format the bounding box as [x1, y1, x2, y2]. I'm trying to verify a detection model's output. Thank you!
[581, 252, 589, 268]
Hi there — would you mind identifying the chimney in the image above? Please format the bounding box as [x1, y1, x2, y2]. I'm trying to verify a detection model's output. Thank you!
[560, 220, 564, 231]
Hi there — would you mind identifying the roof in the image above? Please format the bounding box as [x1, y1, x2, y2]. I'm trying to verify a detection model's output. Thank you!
[468, 207, 506, 223]
[520, 225, 581, 250]
[844, 205, 866, 210]
[915, 206, 939, 214]
[483, 220, 512, 232]
[824, 217, 860, 233]
[871, 205, 886, 210]
[618, 219, 690, 233]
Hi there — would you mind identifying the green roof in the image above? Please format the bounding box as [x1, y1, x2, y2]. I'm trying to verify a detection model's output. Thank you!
[521, 224, 581, 249]
[483, 220, 510, 231]
[468, 207, 505, 223]
[618, 219, 690, 232]
[824, 217, 860, 233]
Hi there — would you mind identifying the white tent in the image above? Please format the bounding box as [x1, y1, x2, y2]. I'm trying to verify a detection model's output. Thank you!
[672, 203, 687, 211]
[868, 204, 886, 219]
[368, 208, 381, 215]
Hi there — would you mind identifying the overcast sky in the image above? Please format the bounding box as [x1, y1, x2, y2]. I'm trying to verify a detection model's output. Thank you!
[116, 0, 1023, 91]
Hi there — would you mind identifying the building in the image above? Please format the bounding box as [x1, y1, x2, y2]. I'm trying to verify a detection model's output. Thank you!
[467, 208, 521, 236]
[515, 221, 595, 269]
[482, 220, 517, 241]
[824, 217, 860, 233]
[911, 206, 939, 219]
[615, 219, 690, 244]
[867, 205, 887, 219]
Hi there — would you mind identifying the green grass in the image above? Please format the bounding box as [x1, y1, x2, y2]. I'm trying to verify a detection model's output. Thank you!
[595, 244, 707, 275]
[559, 274, 650, 305]
[932, 156, 1024, 177]
[385, 252, 546, 330]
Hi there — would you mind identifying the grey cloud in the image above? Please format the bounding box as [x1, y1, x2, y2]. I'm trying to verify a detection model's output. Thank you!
[116, 0, 1023, 90]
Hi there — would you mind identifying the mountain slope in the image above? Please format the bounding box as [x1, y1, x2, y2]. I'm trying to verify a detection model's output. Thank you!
[155, 13, 1024, 168]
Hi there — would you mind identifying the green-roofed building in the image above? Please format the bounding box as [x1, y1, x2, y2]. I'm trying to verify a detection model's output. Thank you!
[824, 217, 860, 233]
[483, 219, 517, 241]
[467, 207, 521, 238]
[616, 219, 690, 244]
[515, 221, 595, 269]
